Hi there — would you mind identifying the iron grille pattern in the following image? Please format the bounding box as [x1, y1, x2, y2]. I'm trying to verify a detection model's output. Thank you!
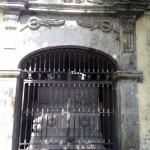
[19, 48, 116, 150]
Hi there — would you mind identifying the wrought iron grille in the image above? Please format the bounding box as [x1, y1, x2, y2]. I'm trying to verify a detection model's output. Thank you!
[19, 48, 116, 150]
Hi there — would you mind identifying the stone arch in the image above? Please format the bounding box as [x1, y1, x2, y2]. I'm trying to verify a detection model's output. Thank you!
[17, 46, 118, 150]
[18, 46, 119, 70]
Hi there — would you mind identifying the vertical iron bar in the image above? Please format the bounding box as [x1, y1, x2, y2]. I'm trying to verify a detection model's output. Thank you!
[69, 52, 71, 72]
[112, 83, 115, 150]
[79, 53, 81, 73]
[107, 84, 110, 147]
[88, 54, 90, 73]
[54, 53, 56, 72]
[66, 72, 71, 149]
[41, 83, 45, 139]
[102, 84, 105, 141]
[83, 84, 85, 140]
[39, 55, 41, 71]
[93, 55, 95, 72]
[74, 52, 76, 72]
[44, 54, 46, 71]
[63, 52, 65, 72]
[102, 60, 104, 73]
[49, 53, 51, 72]
[24, 83, 31, 146]
[34, 57, 36, 71]
[73, 83, 76, 149]
[84, 53, 86, 72]
[61, 84, 64, 145]
[30, 83, 35, 140]
[58, 52, 61, 72]
[36, 83, 40, 139]
[97, 57, 99, 73]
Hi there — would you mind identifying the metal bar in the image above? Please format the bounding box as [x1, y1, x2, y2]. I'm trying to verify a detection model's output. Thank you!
[66, 72, 71, 149]
[69, 52, 71, 72]
[39, 55, 41, 72]
[79, 53, 81, 72]
[88, 54, 90, 73]
[20, 49, 116, 150]
[24, 83, 31, 146]
[84, 53, 86, 72]
[102, 84, 105, 140]
[23, 79, 113, 85]
[93, 55, 95, 72]
[73, 83, 75, 149]
[34, 57, 36, 71]
[44, 53, 46, 71]
[74, 52, 76, 72]
[54, 53, 56, 72]
[30, 83, 35, 140]
[63, 52, 65, 72]
[59, 52, 61, 72]
[49, 53, 51, 72]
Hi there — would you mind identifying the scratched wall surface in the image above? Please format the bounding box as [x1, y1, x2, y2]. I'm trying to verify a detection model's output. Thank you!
[136, 13, 150, 150]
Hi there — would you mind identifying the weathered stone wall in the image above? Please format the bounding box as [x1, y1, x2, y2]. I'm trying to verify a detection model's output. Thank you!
[136, 12, 150, 150]
[0, 78, 18, 150]
[0, 4, 148, 149]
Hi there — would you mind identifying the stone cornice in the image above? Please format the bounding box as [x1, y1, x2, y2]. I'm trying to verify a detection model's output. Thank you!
[0, 2, 148, 16]
[113, 71, 143, 82]
[0, 70, 25, 78]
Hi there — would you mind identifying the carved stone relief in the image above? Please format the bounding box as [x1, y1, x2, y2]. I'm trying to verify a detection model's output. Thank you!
[4, 11, 19, 30]
[2, 11, 19, 50]
[120, 16, 135, 52]
[77, 19, 119, 40]
[62, 0, 103, 4]
[20, 16, 65, 31]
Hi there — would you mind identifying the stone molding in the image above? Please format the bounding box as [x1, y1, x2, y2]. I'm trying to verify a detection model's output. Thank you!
[0, 69, 25, 78]
[0, 2, 148, 16]
[113, 71, 143, 82]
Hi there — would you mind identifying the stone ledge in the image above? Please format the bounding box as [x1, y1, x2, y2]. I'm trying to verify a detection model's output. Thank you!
[0, 2, 148, 16]
[113, 71, 143, 82]
[0, 69, 24, 78]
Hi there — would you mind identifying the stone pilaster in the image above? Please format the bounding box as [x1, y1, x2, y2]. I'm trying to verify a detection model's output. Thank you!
[113, 71, 143, 150]
[0, 70, 24, 150]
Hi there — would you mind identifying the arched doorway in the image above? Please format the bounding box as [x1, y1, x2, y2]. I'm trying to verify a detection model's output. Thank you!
[18, 48, 117, 150]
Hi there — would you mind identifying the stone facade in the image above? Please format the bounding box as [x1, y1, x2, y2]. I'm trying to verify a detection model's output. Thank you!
[0, 1, 149, 150]
[136, 13, 150, 150]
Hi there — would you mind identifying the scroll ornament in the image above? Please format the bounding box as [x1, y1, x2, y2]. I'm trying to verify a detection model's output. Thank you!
[77, 19, 118, 33]
[20, 16, 65, 31]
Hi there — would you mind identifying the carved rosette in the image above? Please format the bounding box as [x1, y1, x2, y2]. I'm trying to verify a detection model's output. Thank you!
[120, 16, 136, 52]
[4, 11, 19, 30]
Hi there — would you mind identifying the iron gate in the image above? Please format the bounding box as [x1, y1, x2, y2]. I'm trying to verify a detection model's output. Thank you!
[18, 48, 116, 150]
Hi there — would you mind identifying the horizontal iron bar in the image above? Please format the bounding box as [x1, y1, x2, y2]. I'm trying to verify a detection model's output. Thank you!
[23, 80, 113, 84]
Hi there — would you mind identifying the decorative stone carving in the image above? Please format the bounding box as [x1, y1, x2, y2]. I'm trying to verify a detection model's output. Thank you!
[77, 19, 119, 39]
[77, 19, 112, 32]
[87, 0, 103, 4]
[20, 16, 65, 31]
[120, 16, 135, 52]
[62, 0, 83, 3]
[62, 0, 103, 4]
[4, 11, 19, 30]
